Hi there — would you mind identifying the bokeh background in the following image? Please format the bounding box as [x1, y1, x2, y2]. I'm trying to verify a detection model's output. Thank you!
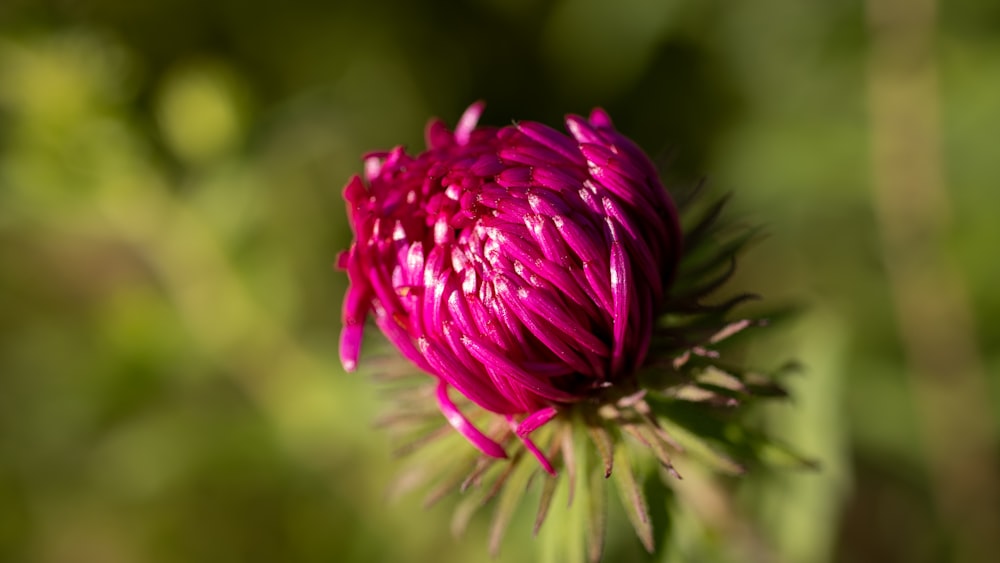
[1, 0, 998, 562]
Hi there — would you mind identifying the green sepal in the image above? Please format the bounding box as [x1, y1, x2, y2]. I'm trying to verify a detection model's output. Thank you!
[487, 452, 538, 557]
[610, 440, 655, 553]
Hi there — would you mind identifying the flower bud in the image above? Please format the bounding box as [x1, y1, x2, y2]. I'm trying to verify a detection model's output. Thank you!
[339, 102, 682, 469]
[337, 104, 804, 561]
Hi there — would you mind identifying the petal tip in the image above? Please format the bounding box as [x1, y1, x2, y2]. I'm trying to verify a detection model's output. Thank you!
[589, 107, 613, 128]
[455, 101, 486, 145]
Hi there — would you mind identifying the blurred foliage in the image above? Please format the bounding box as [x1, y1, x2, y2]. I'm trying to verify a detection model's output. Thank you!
[0, 1, 998, 562]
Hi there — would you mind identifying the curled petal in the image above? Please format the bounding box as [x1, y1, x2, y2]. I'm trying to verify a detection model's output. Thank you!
[436, 381, 507, 459]
[518, 406, 558, 436]
[507, 410, 558, 475]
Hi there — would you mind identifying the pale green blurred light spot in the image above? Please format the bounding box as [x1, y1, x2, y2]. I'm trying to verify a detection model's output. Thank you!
[156, 61, 249, 165]
[0, 33, 134, 125]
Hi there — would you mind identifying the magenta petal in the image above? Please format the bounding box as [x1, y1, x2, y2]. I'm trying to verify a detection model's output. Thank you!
[335, 250, 350, 270]
[425, 118, 454, 150]
[582, 260, 614, 319]
[470, 153, 505, 177]
[564, 114, 603, 145]
[532, 165, 585, 192]
[339, 323, 363, 372]
[498, 143, 566, 167]
[462, 334, 578, 402]
[492, 198, 534, 225]
[508, 281, 608, 359]
[404, 241, 425, 285]
[608, 225, 632, 375]
[516, 121, 586, 165]
[421, 337, 513, 414]
[552, 214, 605, 264]
[579, 142, 646, 189]
[523, 214, 568, 264]
[496, 166, 534, 188]
[518, 406, 558, 435]
[363, 157, 383, 183]
[447, 283, 481, 337]
[507, 414, 556, 475]
[372, 302, 432, 373]
[437, 381, 508, 459]
[494, 277, 594, 376]
[343, 175, 368, 207]
[527, 194, 573, 222]
[455, 101, 485, 146]
[476, 182, 509, 208]
[443, 321, 529, 412]
[486, 227, 542, 267]
[425, 270, 451, 337]
[602, 195, 662, 302]
[588, 107, 614, 129]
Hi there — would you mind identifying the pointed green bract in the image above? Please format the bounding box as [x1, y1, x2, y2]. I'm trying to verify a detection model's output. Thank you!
[488, 453, 538, 557]
[585, 442, 608, 563]
[624, 422, 680, 479]
[565, 415, 599, 563]
[585, 414, 615, 478]
[659, 418, 746, 476]
[533, 474, 559, 535]
[611, 440, 655, 553]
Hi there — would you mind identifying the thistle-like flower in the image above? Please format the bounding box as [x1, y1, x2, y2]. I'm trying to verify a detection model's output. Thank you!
[338, 103, 800, 560]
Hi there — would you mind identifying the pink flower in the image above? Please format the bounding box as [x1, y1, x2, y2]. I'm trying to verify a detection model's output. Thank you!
[339, 102, 682, 473]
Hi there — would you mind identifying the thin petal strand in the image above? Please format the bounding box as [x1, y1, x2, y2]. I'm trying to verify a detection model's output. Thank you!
[436, 381, 508, 460]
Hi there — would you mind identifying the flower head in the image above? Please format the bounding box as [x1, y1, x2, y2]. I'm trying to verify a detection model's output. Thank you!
[340, 102, 682, 471]
[337, 103, 804, 561]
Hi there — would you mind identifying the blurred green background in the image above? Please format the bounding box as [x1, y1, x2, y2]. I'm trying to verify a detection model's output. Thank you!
[1, 0, 998, 562]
